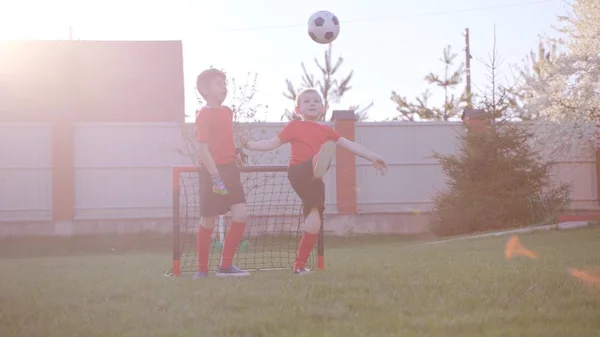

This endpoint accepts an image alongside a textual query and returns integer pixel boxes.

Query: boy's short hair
[196,68,226,99]
[295,88,321,107]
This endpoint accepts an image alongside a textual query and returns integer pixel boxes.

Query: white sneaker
[215,265,250,277]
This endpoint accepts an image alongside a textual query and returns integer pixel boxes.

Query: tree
[529,41,559,77]
[180,70,275,168]
[194,71,268,147]
[511,41,559,121]
[517,0,600,159]
[430,37,571,237]
[471,29,521,121]
[282,44,372,121]
[390,45,466,121]
[192,71,267,122]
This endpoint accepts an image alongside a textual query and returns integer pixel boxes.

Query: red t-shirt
[195,106,237,165]
[277,120,342,166]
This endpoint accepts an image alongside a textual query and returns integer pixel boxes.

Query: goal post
[169,165,324,277]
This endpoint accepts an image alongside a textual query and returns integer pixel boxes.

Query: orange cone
[504,235,539,260]
[569,268,600,289]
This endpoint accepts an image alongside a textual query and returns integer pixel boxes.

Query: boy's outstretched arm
[244,136,282,152]
[335,137,379,161]
[336,137,388,173]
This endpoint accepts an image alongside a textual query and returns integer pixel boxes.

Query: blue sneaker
[294,268,312,275]
[216,265,250,277]
[193,271,209,279]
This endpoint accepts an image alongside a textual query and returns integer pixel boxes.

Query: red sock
[220,221,246,269]
[294,232,318,270]
[197,226,213,273]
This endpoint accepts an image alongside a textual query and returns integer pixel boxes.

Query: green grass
[1,227,600,337]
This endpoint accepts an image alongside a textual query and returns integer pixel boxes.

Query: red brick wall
[52,120,74,221]
[333,111,357,214]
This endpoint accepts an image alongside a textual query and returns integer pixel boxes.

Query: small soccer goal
[167,165,324,276]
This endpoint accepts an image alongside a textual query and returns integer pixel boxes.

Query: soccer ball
[307,10,340,44]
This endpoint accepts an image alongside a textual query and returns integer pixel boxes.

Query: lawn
[1,227,599,337]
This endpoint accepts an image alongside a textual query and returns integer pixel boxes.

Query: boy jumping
[193,68,250,279]
[242,88,387,275]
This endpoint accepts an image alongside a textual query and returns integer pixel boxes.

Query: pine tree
[282,44,372,121]
[431,36,570,237]
[472,31,521,121]
[390,45,466,121]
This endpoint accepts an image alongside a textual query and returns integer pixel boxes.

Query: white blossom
[519,0,600,160]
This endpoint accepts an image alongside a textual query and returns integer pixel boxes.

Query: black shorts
[288,157,325,218]
[198,161,246,217]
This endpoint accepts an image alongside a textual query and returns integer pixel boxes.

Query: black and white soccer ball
[307,10,340,44]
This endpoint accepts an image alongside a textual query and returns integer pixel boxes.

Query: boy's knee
[304,208,322,234]
[200,216,216,229]
[230,203,248,223]
[321,140,336,150]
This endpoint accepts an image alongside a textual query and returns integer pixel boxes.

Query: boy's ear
[197,85,206,97]
[295,106,301,113]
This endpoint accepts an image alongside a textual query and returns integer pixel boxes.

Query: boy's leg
[294,207,321,274]
[195,216,215,279]
[313,140,336,179]
[194,164,230,279]
[216,202,250,277]
[215,163,250,277]
[288,160,326,274]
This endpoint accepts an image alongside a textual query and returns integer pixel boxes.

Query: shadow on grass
[0,232,426,259]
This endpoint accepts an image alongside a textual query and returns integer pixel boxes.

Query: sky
[0,0,569,122]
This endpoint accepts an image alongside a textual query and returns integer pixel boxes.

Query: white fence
[0,121,597,224]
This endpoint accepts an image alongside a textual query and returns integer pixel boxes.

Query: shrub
[430,120,571,237]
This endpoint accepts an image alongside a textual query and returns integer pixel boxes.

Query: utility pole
[464,28,472,107]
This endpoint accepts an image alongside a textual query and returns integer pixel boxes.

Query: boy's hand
[239,134,250,149]
[235,147,248,166]
[371,155,388,175]
[211,174,229,195]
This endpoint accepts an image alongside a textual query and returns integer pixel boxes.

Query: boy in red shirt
[193,69,250,278]
[242,88,387,275]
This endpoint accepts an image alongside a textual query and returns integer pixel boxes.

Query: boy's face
[202,75,228,104]
[295,91,324,120]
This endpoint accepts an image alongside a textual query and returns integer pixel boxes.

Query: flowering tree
[518,0,600,159]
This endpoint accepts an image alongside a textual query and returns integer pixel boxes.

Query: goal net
[167,165,324,276]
